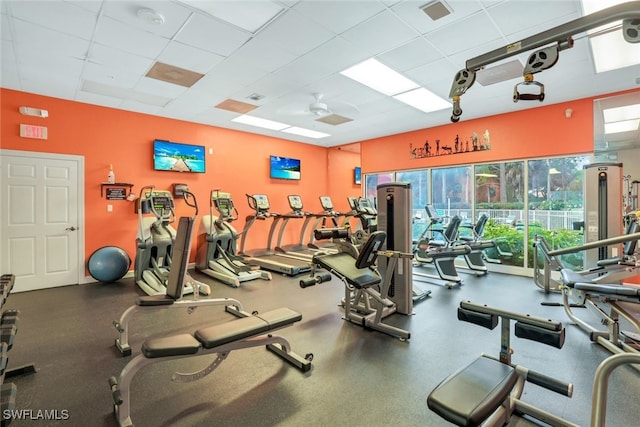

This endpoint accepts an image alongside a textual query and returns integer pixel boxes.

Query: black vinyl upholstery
[427,356,518,427]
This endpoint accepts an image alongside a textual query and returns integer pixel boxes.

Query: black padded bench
[561,269,640,299]
[142,308,302,358]
[110,307,311,427]
[428,356,518,426]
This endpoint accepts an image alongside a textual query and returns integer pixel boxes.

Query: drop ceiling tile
[81,62,142,89]
[378,37,444,71]
[101,0,193,39]
[405,57,461,86]
[9,0,96,40]
[424,11,502,56]
[119,99,164,116]
[74,91,126,109]
[89,43,155,76]
[226,37,298,74]
[1,13,13,41]
[486,0,580,38]
[340,10,419,57]
[390,0,484,35]
[157,41,225,74]
[136,74,189,98]
[94,16,170,59]
[302,36,371,73]
[175,12,251,57]
[255,9,335,56]
[292,1,385,34]
[12,19,90,58]
[19,65,80,99]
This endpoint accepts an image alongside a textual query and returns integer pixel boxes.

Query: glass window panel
[431,166,472,219]
[528,156,588,270]
[364,172,394,204]
[475,162,525,267]
[396,169,429,241]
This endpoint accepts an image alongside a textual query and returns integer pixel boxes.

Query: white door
[0,150,84,292]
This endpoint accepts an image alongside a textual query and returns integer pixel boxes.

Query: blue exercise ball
[87,246,131,283]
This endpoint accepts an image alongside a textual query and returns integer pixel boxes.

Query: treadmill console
[252,194,270,213]
[288,195,303,213]
[319,196,333,211]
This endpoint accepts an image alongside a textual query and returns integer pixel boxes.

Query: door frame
[0,149,87,287]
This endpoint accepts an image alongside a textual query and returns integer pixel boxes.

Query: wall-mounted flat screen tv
[354,167,361,184]
[270,155,301,180]
[153,140,205,173]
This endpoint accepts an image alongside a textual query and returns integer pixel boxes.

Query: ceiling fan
[279,93,359,125]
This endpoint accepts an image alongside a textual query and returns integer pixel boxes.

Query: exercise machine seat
[142,334,201,358]
[195,308,302,349]
[427,356,518,427]
[561,268,640,298]
[312,231,386,289]
[315,253,381,289]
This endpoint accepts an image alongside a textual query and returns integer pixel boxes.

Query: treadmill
[238,194,311,276]
[274,195,328,261]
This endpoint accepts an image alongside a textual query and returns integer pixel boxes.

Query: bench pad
[195,308,302,349]
[315,253,380,289]
[574,282,640,298]
[142,334,201,358]
[427,357,517,427]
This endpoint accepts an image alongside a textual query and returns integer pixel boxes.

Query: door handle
[65,226,77,231]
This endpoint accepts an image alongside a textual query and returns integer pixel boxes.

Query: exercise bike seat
[427,356,518,427]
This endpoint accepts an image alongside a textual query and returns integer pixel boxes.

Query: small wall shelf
[101,182,133,199]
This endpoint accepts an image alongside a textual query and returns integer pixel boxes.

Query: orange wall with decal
[359,97,598,173]
[0,89,357,273]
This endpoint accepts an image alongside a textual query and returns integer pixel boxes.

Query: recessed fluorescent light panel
[603,104,640,123]
[581,0,640,73]
[340,58,419,96]
[232,115,289,130]
[393,87,451,113]
[604,119,640,134]
[282,127,330,139]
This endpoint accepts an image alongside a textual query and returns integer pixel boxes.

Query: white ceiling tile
[341,10,419,56]
[19,64,80,98]
[135,75,189,98]
[302,36,371,73]
[101,0,193,39]
[81,62,142,89]
[175,12,251,57]
[119,99,164,116]
[487,0,580,38]
[225,37,298,74]
[425,11,503,56]
[255,9,335,55]
[12,19,90,58]
[406,57,461,86]
[74,91,126,109]
[158,41,225,74]
[292,1,385,34]
[9,0,96,40]
[378,37,444,71]
[390,0,484,35]
[89,43,155,76]
[1,13,13,41]
[94,16,170,59]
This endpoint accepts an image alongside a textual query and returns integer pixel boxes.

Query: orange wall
[1,89,357,269]
[359,97,596,173]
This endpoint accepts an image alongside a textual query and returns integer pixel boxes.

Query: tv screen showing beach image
[270,155,301,180]
[154,140,205,173]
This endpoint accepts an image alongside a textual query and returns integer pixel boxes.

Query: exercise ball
[87,246,131,283]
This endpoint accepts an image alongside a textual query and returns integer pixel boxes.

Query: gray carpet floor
[3,266,640,426]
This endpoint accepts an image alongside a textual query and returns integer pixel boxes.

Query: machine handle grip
[299,273,332,288]
[526,369,573,397]
[109,376,123,405]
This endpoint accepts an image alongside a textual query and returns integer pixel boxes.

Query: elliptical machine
[134,186,207,296]
[196,190,271,287]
